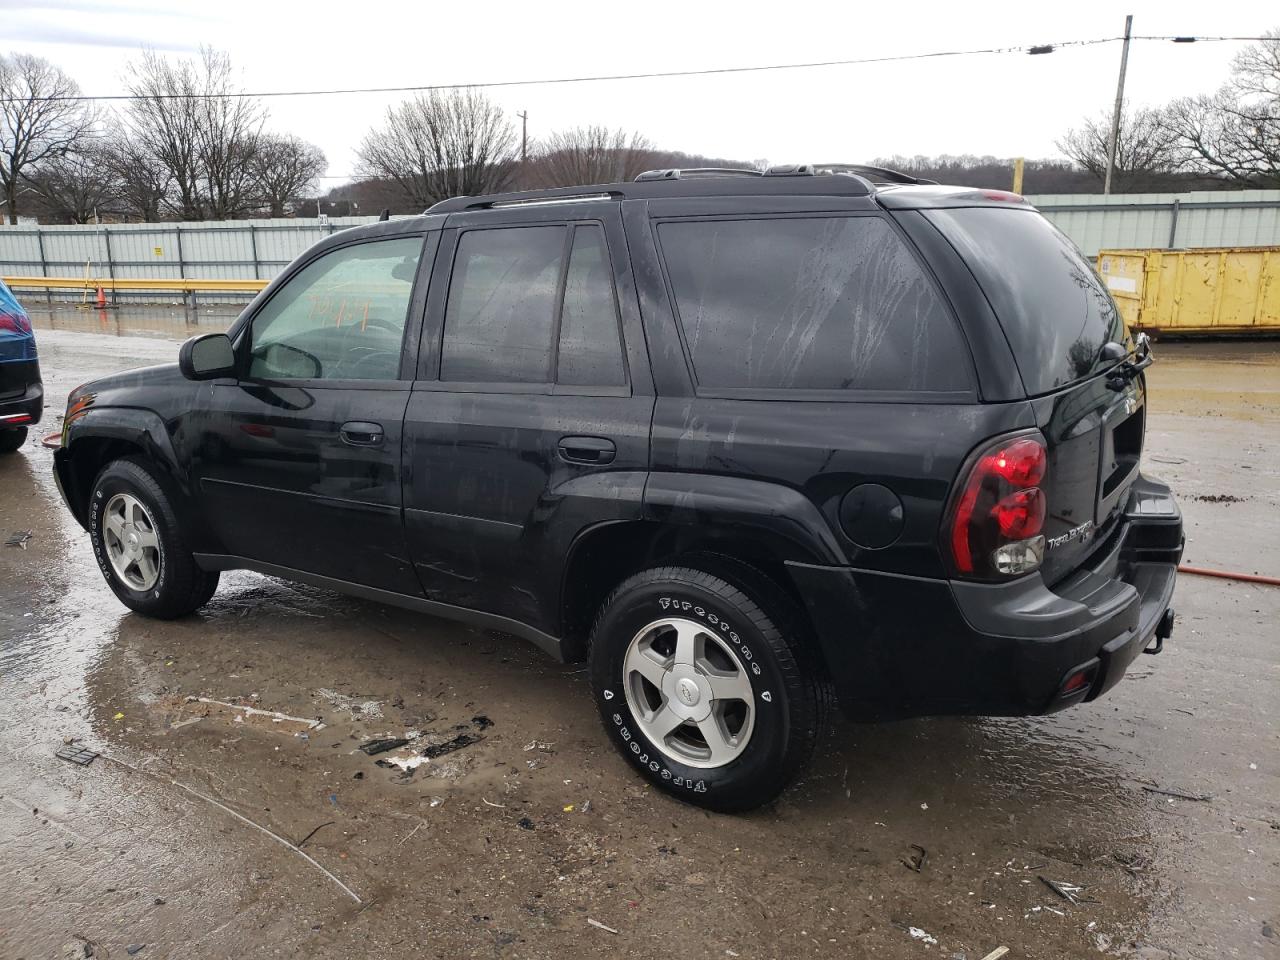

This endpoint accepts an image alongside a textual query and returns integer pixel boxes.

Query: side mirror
[179,333,236,381]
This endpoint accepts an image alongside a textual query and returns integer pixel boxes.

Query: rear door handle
[558,436,616,465]
[340,420,384,446]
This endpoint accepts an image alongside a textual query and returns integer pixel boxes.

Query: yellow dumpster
[1096,247,1280,335]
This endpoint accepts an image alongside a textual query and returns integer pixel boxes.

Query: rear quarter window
[923,207,1126,396]
[656,216,972,394]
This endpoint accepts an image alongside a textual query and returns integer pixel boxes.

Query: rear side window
[923,207,1125,395]
[442,226,565,383]
[441,223,627,387]
[657,216,971,393]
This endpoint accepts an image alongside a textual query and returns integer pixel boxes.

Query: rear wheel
[89,458,219,619]
[588,563,826,812]
[0,427,27,453]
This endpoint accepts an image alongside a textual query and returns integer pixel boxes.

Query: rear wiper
[1104,332,1153,391]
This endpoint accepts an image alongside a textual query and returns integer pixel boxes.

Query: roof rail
[812,163,938,185]
[422,169,877,214]
[633,167,761,181]
[426,190,624,214]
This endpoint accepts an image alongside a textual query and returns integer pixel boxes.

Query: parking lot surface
[1,307,1276,959]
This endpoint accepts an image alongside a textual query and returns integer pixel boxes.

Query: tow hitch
[1144,607,1175,655]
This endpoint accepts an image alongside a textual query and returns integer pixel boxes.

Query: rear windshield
[923,207,1125,395]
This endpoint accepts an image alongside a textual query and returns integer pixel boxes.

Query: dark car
[52,165,1183,811]
[0,278,43,453]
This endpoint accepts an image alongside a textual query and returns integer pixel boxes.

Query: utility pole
[517,110,528,164]
[1103,14,1133,195]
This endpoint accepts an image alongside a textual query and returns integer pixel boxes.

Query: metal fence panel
[2,201,1277,301]
[1028,190,1280,255]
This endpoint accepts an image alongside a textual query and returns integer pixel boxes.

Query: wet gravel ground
[1,309,1277,960]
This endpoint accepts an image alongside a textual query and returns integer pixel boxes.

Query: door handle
[340,421,384,446]
[558,436,616,465]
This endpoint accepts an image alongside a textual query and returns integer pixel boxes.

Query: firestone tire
[88,458,219,619]
[588,563,826,813]
[0,427,27,453]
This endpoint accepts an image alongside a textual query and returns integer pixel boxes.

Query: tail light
[0,311,33,335]
[946,432,1048,579]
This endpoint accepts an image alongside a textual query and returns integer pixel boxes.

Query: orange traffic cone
[95,286,107,309]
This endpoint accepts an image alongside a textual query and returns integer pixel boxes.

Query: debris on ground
[358,737,410,756]
[1141,785,1211,802]
[907,926,938,945]
[315,688,383,721]
[126,945,145,956]
[523,740,554,752]
[980,948,1010,960]
[901,843,927,872]
[167,717,203,731]
[4,530,33,548]
[1190,493,1246,504]
[482,798,506,808]
[55,744,99,766]
[470,715,494,729]
[296,822,334,848]
[421,732,482,759]
[1039,875,1096,904]
[587,918,619,935]
[376,753,429,773]
[517,817,535,830]
[1114,852,1149,876]
[186,696,325,731]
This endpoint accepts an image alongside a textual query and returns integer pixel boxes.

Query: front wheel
[588,564,827,812]
[88,458,219,619]
[0,427,27,453]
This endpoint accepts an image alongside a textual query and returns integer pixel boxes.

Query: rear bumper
[788,474,1183,720]
[0,379,43,429]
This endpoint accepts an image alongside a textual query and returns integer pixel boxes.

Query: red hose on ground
[1178,564,1280,587]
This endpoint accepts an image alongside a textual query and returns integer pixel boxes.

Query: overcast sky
[2,0,1272,184]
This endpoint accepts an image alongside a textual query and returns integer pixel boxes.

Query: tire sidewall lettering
[91,480,166,601]
[599,590,785,794]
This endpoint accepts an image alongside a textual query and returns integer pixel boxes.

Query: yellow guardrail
[1098,247,1280,334]
[2,276,269,293]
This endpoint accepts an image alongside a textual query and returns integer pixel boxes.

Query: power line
[1,33,1270,107]
[4,37,1123,105]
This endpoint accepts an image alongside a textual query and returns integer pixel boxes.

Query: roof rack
[812,163,938,185]
[634,167,761,181]
[424,166,883,214]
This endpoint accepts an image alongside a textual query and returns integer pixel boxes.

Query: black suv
[53,165,1183,811]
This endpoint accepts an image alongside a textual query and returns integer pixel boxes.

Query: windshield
[923,207,1126,395]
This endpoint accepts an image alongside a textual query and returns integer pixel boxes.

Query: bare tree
[251,133,326,216]
[1057,107,1179,190]
[26,144,120,223]
[104,135,171,221]
[357,89,516,207]
[529,126,653,187]
[1,53,97,224]
[123,47,265,219]
[1165,31,1280,187]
